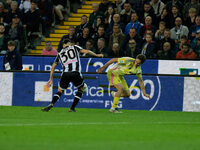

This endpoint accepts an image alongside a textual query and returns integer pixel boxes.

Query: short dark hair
[136,54,146,64]
[62,38,71,44]
[8,40,15,46]
[32,0,39,5]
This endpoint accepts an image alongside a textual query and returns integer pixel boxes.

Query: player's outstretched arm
[81,49,104,58]
[47,62,58,87]
[97,58,118,73]
[138,77,151,99]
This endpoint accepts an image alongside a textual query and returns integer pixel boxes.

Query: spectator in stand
[157,41,175,59]
[96,38,108,57]
[99,0,115,14]
[5,14,25,54]
[140,16,156,38]
[115,0,126,13]
[165,0,183,13]
[139,2,156,25]
[106,13,125,35]
[191,29,200,58]
[168,5,182,29]
[139,33,156,58]
[4,0,12,12]
[155,21,166,40]
[19,0,31,14]
[125,39,139,57]
[156,7,170,28]
[183,0,200,19]
[108,23,125,51]
[0,14,7,26]
[57,26,77,52]
[0,2,8,20]
[108,42,120,57]
[88,3,104,28]
[76,27,90,48]
[170,17,189,45]
[158,28,176,52]
[177,35,188,52]
[120,2,134,26]
[92,16,104,35]
[121,27,142,56]
[150,0,165,17]
[92,25,109,48]
[145,28,156,40]
[3,40,22,70]
[131,0,150,14]
[104,5,115,26]
[184,8,197,29]
[53,0,66,25]
[176,43,196,59]
[189,15,200,40]
[4,1,23,24]
[75,15,90,39]
[39,0,54,37]
[24,0,40,37]
[85,39,96,53]
[0,23,9,54]
[124,12,143,36]
[42,41,58,56]
[3,0,12,12]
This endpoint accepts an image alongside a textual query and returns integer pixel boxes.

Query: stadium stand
[28,0,116,55]
[1,0,199,59]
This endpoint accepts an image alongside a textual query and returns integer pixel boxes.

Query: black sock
[71,91,83,110]
[51,91,62,105]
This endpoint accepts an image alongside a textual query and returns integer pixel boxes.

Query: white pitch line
[0,122,131,127]
[0,122,200,127]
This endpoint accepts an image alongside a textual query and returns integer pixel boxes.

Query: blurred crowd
[0,0,74,55]
[67,0,200,60]
[1,0,200,61]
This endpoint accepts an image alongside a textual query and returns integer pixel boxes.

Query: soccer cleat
[109,108,122,113]
[68,108,76,112]
[83,83,88,93]
[41,104,53,112]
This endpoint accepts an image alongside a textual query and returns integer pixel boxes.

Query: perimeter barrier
[0,56,200,111]
[0,71,200,112]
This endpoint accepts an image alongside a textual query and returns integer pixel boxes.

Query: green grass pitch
[0,106,200,150]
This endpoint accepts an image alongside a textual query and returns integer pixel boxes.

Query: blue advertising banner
[0,56,3,70]
[0,56,158,74]
[12,72,183,111]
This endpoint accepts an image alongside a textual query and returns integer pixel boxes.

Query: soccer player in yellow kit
[97,54,150,113]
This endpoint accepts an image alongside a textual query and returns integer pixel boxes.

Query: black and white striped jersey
[54,45,83,72]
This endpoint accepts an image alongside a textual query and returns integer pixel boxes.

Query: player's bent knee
[124,91,130,97]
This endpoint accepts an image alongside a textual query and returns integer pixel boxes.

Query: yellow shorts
[107,69,129,91]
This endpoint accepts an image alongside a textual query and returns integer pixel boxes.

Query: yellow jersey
[109,57,142,78]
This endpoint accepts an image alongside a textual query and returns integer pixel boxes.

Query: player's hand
[47,80,53,88]
[97,54,104,58]
[144,93,151,99]
[97,67,104,73]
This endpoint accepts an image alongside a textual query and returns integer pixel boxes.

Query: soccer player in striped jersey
[97,54,150,113]
[42,39,103,112]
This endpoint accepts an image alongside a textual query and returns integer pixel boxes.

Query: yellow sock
[112,97,120,108]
